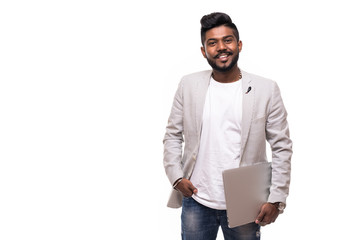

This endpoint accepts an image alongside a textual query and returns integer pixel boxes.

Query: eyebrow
[206,35,235,43]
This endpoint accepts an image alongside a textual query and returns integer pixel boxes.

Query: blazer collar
[240,71,254,163]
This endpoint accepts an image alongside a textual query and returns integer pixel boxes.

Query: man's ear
[201,46,207,58]
[238,40,243,52]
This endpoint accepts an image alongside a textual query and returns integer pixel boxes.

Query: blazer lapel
[240,71,254,163]
[195,71,212,137]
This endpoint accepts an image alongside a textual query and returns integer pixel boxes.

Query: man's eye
[208,42,216,46]
[225,39,232,43]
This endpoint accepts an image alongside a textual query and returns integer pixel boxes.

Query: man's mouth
[215,52,232,60]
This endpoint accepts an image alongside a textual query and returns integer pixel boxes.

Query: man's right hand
[175,179,198,197]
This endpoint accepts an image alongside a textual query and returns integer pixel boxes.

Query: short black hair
[200,12,240,46]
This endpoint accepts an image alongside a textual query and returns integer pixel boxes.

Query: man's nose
[217,41,226,51]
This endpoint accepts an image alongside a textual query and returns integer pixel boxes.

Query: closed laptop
[222,162,272,228]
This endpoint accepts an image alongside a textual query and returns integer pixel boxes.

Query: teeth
[218,54,229,59]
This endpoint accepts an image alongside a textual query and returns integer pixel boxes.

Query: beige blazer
[163,70,292,208]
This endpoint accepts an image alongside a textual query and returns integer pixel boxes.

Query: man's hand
[175,179,198,197]
[255,203,280,226]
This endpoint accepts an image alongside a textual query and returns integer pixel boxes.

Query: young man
[163,12,292,240]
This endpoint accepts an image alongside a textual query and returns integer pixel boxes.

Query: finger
[187,181,198,194]
[255,210,265,224]
[182,187,193,197]
[260,214,276,226]
[270,211,279,223]
[258,222,267,227]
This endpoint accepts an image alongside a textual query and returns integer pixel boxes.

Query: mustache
[214,51,233,58]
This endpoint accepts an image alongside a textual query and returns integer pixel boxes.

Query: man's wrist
[269,202,286,214]
[173,178,183,190]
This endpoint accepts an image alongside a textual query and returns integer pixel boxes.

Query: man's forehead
[205,25,235,40]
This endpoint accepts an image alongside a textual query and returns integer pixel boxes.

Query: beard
[206,50,239,72]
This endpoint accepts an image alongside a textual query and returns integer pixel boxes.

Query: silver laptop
[222,162,272,228]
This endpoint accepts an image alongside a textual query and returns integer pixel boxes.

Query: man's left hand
[255,203,280,226]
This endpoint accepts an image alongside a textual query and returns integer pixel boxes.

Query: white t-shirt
[191,77,243,210]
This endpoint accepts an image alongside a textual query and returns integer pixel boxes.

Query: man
[163,12,292,240]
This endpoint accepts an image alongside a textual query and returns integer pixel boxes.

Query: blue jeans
[181,197,261,240]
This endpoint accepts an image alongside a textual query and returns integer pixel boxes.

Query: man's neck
[212,66,241,83]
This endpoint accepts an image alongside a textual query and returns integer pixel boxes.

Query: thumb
[188,181,198,194]
[255,209,265,224]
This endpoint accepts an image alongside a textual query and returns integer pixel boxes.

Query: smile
[216,52,232,59]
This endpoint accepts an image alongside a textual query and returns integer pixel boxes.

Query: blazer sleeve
[266,82,293,204]
[163,80,185,186]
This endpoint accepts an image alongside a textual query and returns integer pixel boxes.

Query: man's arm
[163,80,185,186]
[256,82,293,226]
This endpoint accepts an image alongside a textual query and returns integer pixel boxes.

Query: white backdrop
[1,0,359,239]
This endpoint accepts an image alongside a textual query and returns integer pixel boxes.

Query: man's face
[201,25,242,72]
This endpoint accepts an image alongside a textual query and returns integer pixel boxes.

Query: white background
[1,0,359,239]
